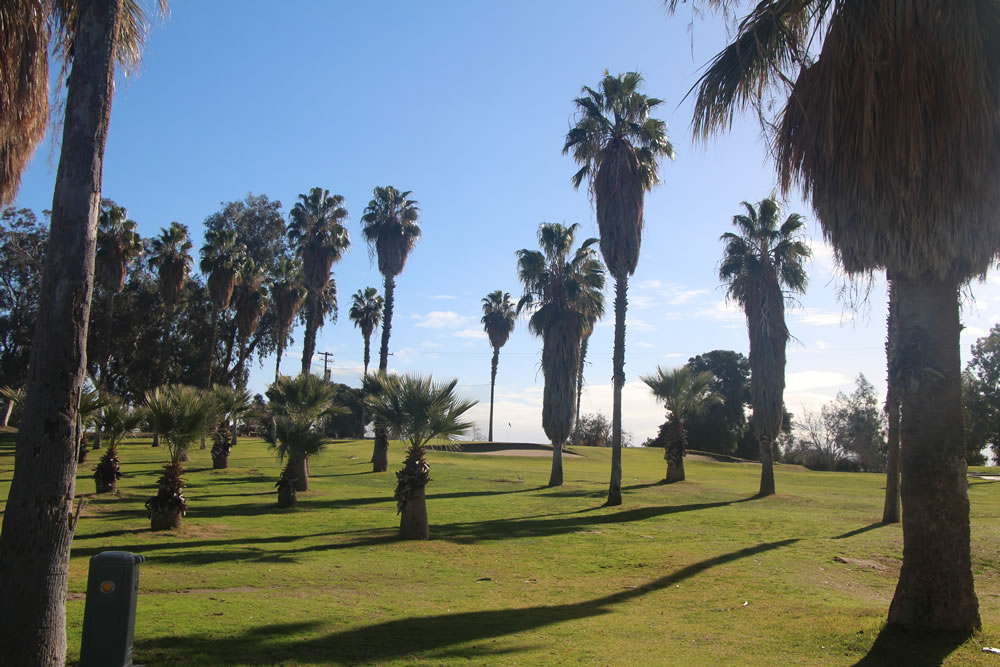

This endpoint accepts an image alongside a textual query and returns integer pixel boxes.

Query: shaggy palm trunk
[372,276,395,472]
[887,276,979,631]
[883,278,901,524]
[488,346,499,442]
[292,454,309,492]
[301,292,318,375]
[548,441,564,487]
[607,278,627,505]
[0,2,120,663]
[747,274,786,498]
[665,417,686,483]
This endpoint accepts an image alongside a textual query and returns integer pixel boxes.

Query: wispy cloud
[631,280,710,308]
[413,311,473,329]
[430,294,456,300]
[454,327,486,340]
[792,307,843,326]
[692,300,743,323]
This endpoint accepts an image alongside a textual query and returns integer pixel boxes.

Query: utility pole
[318,351,334,381]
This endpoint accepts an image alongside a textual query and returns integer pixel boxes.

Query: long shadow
[133,539,798,664]
[833,522,890,540]
[853,624,969,666]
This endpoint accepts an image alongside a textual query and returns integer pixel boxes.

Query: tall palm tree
[349,287,384,377]
[199,227,245,387]
[564,70,674,507]
[361,185,421,472]
[480,290,515,442]
[0,2,166,661]
[271,255,307,381]
[642,366,721,483]
[671,0,998,630]
[149,221,194,384]
[718,195,808,497]
[517,222,606,486]
[575,290,605,432]
[232,259,268,386]
[95,201,143,387]
[363,373,476,539]
[287,187,349,375]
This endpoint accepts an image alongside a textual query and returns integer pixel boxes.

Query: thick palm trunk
[758,433,775,496]
[399,486,429,540]
[607,278,627,506]
[883,277,901,523]
[372,276,395,472]
[292,454,309,492]
[665,417,686,483]
[488,347,499,442]
[301,293,318,375]
[0,2,120,663]
[887,275,979,631]
[548,441,564,487]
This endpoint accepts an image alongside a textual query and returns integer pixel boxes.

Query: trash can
[79,551,145,667]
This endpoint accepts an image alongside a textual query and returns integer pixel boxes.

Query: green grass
[1,434,999,665]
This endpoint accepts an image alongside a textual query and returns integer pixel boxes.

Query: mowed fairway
[1,434,998,665]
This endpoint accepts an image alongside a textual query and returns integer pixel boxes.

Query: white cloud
[807,239,838,276]
[693,300,743,323]
[637,279,662,290]
[792,307,843,326]
[413,311,472,329]
[626,318,656,332]
[454,327,487,340]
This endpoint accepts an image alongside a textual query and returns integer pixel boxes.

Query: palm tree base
[277,485,297,508]
[94,478,117,494]
[150,509,183,531]
[212,454,229,470]
[292,456,309,492]
[372,430,389,472]
[399,486,429,540]
[548,443,564,487]
[665,456,685,484]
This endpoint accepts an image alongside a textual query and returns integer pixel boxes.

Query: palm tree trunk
[607,278,627,506]
[665,417,686,483]
[0,1,120,662]
[363,333,371,376]
[292,454,309,492]
[301,292,318,375]
[577,334,589,426]
[488,346,499,442]
[887,275,979,631]
[548,441,564,487]
[360,334,370,438]
[275,340,284,383]
[758,433,775,496]
[372,276,395,472]
[882,276,901,524]
[207,307,219,386]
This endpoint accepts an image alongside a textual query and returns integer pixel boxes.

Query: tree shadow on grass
[853,624,970,666]
[133,538,799,664]
[833,522,891,540]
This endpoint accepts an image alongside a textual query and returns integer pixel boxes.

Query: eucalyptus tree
[642,366,721,483]
[361,185,421,471]
[349,287,384,376]
[719,196,808,496]
[670,0,1000,631]
[480,290,515,442]
[0,2,166,661]
[271,255,307,381]
[95,201,143,387]
[288,187,349,375]
[516,223,605,486]
[200,227,245,386]
[149,221,194,384]
[564,70,674,506]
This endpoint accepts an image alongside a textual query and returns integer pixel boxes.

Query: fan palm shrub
[361,186,422,471]
[210,385,254,468]
[0,385,25,428]
[718,195,809,496]
[265,373,342,492]
[481,290,516,442]
[564,70,674,505]
[516,223,606,486]
[92,397,144,493]
[75,385,108,464]
[143,385,216,530]
[363,373,476,540]
[642,366,721,483]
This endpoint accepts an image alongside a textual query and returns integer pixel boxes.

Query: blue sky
[12,1,1000,444]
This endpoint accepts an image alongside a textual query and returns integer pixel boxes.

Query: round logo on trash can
[100,580,115,594]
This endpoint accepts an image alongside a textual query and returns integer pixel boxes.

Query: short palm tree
[143,384,216,530]
[210,385,254,469]
[719,195,808,497]
[270,255,307,381]
[349,287,384,377]
[75,385,108,464]
[0,385,25,427]
[148,222,194,385]
[265,373,342,492]
[642,366,721,483]
[363,373,476,540]
[199,227,245,386]
[288,187,350,375]
[670,0,998,632]
[481,290,515,442]
[361,186,421,472]
[92,397,144,493]
[564,70,674,506]
[95,202,143,387]
[516,222,606,486]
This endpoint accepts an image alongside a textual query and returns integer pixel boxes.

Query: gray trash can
[79,551,145,667]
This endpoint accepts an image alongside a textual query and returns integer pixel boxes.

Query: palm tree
[0,2,165,661]
[718,195,808,497]
[210,384,254,468]
[232,259,269,387]
[144,384,216,530]
[516,222,606,486]
[349,287,384,376]
[265,373,342,492]
[0,384,25,428]
[271,255,307,381]
[670,0,999,631]
[361,186,421,472]
[287,187,350,375]
[564,70,674,507]
[575,289,605,434]
[199,227,245,386]
[92,397,144,493]
[95,201,143,388]
[882,277,900,524]
[642,366,721,483]
[149,221,194,384]
[481,290,515,442]
[363,373,476,539]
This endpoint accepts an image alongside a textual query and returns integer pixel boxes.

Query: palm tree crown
[287,187,350,292]
[481,291,516,351]
[199,227,245,312]
[148,221,194,305]
[349,287,384,375]
[643,366,720,423]
[96,202,143,294]
[360,186,421,279]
